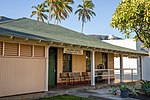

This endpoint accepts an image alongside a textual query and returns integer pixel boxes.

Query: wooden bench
[68,72,74,85]
[68,72,82,85]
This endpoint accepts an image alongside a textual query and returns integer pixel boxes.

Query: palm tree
[75,0,96,33]
[46,0,74,25]
[30,2,48,22]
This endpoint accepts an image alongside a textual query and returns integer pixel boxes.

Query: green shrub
[110,83,138,96]
[140,80,150,96]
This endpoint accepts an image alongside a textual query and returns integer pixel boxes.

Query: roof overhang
[0,33,148,57]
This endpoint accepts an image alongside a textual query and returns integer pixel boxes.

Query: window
[20,44,32,57]
[34,45,45,57]
[0,42,3,55]
[63,54,72,72]
[4,42,18,56]
[86,51,91,72]
[102,53,108,69]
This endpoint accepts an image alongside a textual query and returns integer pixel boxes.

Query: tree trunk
[55,19,58,25]
[48,12,50,24]
[37,17,39,21]
[81,21,84,34]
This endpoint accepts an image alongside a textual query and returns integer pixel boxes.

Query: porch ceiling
[0,18,148,56]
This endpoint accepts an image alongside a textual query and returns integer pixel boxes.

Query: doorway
[48,48,57,86]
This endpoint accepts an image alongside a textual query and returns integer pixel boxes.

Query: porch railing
[95,68,138,84]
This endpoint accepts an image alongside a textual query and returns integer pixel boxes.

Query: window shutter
[4,42,18,56]
[20,44,32,57]
[0,42,3,55]
[34,46,45,57]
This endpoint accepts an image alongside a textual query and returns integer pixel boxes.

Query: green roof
[0,18,148,56]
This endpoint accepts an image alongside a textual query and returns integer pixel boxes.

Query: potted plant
[119,84,129,98]
[110,83,137,98]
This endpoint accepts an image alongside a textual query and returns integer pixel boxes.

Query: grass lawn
[37,94,94,100]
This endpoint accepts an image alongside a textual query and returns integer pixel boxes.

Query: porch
[48,47,144,88]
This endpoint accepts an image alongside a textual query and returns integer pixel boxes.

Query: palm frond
[31,3,48,22]
[32,5,38,10]
[46,0,74,24]
[77,5,83,9]
[30,11,37,18]
[75,9,82,14]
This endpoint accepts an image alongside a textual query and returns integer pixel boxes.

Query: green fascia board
[0,18,148,55]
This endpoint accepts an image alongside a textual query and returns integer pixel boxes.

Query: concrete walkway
[45,82,140,100]
[1,81,140,100]
[88,88,138,100]
[66,88,139,100]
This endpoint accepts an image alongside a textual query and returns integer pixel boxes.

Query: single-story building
[0,18,148,97]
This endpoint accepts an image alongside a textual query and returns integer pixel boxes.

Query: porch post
[45,46,49,91]
[139,56,143,80]
[91,50,95,86]
[120,54,123,83]
[137,57,140,80]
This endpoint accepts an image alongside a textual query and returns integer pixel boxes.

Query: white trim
[38,40,42,43]
[32,45,34,57]
[91,50,95,86]
[137,57,140,80]
[45,46,49,91]
[25,38,29,41]
[108,70,110,84]
[10,36,13,39]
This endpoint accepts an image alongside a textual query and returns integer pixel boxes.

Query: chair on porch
[68,72,74,85]
[68,72,82,85]
[82,72,90,84]
[72,72,82,84]
[60,73,69,85]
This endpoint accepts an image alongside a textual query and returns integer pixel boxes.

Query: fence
[95,68,138,84]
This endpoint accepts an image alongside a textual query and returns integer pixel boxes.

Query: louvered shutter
[34,46,45,57]
[20,44,32,57]
[4,42,18,56]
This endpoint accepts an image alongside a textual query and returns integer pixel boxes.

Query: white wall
[103,39,150,81]
[143,56,150,80]
[103,39,137,50]
[103,39,138,73]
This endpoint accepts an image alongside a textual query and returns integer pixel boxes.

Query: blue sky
[0,0,130,38]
